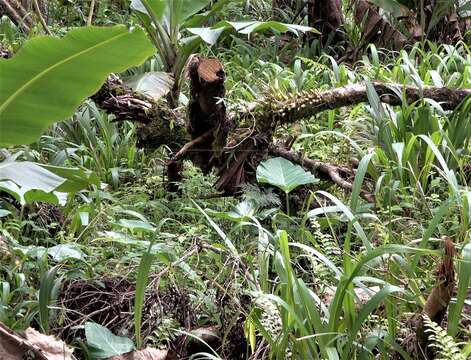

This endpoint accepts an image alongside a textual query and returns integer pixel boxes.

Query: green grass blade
[134,250,154,349]
[448,243,471,336]
[38,265,59,334]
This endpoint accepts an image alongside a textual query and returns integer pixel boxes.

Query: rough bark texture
[424,0,463,44]
[187,56,232,173]
[307,0,345,44]
[91,75,188,150]
[260,82,471,127]
[416,237,456,358]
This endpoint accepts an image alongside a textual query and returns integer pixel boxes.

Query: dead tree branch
[171,129,213,162]
[0,0,32,33]
[91,75,188,150]
[255,82,471,128]
[32,0,51,35]
[93,72,470,196]
[86,0,96,26]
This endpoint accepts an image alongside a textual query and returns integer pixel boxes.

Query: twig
[149,244,202,289]
[171,129,213,162]
[86,0,96,26]
[33,0,51,35]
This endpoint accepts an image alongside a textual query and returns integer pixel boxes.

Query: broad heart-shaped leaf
[124,71,174,100]
[256,157,318,194]
[215,20,318,36]
[0,25,154,146]
[48,244,85,261]
[207,200,256,222]
[0,180,66,206]
[85,322,135,358]
[115,219,156,232]
[187,27,225,45]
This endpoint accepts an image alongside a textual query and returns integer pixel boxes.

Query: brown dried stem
[416,237,456,357]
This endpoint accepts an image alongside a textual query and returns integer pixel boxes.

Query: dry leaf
[24,328,73,360]
[107,347,168,360]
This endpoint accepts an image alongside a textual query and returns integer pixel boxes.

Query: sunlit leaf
[0,25,154,146]
[257,157,318,194]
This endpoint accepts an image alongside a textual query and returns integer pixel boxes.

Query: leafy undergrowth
[1,2,471,360]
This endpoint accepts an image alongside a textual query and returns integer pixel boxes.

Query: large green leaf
[85,322,135,358]
[0,160,98,205]
[189,20,317,45]
[0,180,66,206]
[0,25,154,146]
[131,0,167,20]
[0,161,65,192]
[131,0,210,25]
[207,200,257,222]
[41,164,100,192]
[256,157,319,194]
[186,27,225,45]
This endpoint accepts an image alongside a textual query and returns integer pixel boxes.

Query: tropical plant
[130,0,316,106]
[0,25,153,147]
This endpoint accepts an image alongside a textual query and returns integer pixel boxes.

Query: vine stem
[33,0,51,35]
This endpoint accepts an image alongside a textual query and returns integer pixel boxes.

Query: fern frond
[423,315,466,360]
[241,183,281,208]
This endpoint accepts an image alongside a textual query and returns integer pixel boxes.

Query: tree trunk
[351,0,407,51]
[307,0,345,45]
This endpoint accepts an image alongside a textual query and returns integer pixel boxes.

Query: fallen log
[217,82,470,194]
[251,82,471,129]
[94,77,471,150]
[92,66,471,196]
